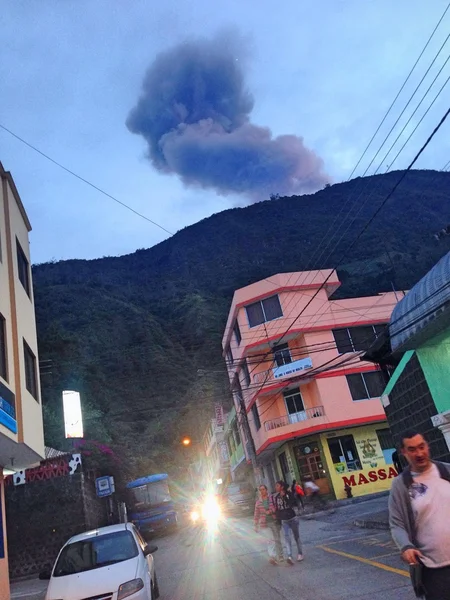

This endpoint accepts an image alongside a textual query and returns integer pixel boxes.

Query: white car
[40,523,159,600]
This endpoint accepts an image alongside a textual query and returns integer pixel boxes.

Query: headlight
[201,496,221,522]
[190,510,200,522]
[117,578,144,600]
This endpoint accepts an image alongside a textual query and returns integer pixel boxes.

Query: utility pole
[236,390,262,486]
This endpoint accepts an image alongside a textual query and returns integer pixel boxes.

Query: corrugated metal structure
[390,251,450,352]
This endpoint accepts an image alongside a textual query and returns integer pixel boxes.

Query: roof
[126,473,168,488]
[0,162,32,232]
[67,523,133,544]
[390,251,450,352]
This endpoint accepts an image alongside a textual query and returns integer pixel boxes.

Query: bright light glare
[182,438,191,446]
[62,390,83,439]
[201,495,221,529]
[190,510,200,522]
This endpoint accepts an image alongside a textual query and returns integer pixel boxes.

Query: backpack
[295,484,304,497]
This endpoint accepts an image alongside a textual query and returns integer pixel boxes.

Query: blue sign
[96,476,115,498]
[273,357,313,379]
[0,381,17,434]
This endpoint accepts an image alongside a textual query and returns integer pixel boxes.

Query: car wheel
[152,574,160,600]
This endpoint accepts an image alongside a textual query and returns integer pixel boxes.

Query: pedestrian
[303,475,325,509]
[389,430,450,600]
[253,484,283,565]
[274,480,303,565]
[291,479,305,511]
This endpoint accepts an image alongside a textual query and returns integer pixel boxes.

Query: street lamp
[182,437,192,447]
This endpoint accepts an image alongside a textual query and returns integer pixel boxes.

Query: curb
[353,519,389,530]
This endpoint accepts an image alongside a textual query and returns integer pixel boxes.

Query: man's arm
[388,484,418,555]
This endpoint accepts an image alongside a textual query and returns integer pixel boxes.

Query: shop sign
[355,436,384,469]
[342,467,398,487]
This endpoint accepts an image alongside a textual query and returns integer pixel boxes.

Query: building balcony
[264,405,325,432]
[253,356,313,386]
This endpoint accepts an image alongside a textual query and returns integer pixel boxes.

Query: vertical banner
[215,403,224,426]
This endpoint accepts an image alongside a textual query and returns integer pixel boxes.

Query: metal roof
[390,251,450,352]
[126,473,168,488]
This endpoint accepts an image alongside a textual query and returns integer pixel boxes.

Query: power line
[347,1,450,181]
[0,123,173,236]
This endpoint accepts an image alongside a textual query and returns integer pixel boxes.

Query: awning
[390,251,450,352]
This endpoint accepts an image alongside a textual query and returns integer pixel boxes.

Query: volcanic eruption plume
[127,33,328,200]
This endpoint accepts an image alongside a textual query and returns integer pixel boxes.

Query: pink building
[222,270,401,500]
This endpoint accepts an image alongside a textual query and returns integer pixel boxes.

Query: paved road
[11,498,414,600]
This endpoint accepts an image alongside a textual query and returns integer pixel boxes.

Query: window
[16,239,31,296]
[226,346,234,365]
[0,314,7,381]
[246,294,283,328]
[233,320,242,345]
[23,340,38,400]
[333,324,386,354]
[242,359,251,386]
[232,420,241,447]
[283,388,305,423]
[376,428,395,451]
[327,435,362,471]
[347,371,385,401]
[251,403,261,430]
[273,343,292,367]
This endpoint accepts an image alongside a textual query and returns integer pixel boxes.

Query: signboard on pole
[96,476,115,498]
[62,391,84,439]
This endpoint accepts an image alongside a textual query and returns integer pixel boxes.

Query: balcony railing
[264,406,325,432]
[253,356,313,385]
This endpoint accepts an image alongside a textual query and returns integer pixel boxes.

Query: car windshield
[131,481,171,507]
[53,530,138,577]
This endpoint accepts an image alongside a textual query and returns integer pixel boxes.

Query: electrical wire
[0,123,173,235]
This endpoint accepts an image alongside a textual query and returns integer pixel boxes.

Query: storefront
[320,424,398,499]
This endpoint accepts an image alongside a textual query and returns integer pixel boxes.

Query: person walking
[254,484,283,565]
[389,430,450,599]
[274,480,303,565]
[291,479,305,511]
[303,475,326,509]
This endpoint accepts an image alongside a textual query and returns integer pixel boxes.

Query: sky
[1,0,449,264]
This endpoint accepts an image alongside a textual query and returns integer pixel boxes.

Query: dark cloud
[127,33,328,200]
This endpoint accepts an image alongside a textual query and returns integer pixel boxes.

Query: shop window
[327,435,362,471]
[376,428,396,464]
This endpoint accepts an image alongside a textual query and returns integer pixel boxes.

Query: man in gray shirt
[389,430,450,599]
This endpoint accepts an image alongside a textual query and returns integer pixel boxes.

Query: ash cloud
[127,33,328,200]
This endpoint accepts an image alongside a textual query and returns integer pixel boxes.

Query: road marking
[318,545,409,577]
[324,532,386,546]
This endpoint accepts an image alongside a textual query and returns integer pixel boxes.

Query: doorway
[294,442,330,495]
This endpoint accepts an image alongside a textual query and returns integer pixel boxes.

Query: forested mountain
[33,169,450,479]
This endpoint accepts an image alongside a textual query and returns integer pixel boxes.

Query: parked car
[220,482,255,516]
[40,523,159,600]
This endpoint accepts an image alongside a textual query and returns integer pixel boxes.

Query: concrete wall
[5,473,108,579]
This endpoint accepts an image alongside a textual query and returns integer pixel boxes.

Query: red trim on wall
[316,365,380,379]
[244,319,388,352]
[256,414,387,455]
[234,283,336,312]
[246,366,381,412]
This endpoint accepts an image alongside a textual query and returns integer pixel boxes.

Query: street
[11,498,414,600]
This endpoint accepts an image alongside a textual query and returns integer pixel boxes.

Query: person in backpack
[254,484,283,565]
[389,430,450,600]
[274,480,303,565]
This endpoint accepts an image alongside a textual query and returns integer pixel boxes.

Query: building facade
[0,163,45,597]
[222,270,400,499]
[201,414,229,491]
[365,251,450,461]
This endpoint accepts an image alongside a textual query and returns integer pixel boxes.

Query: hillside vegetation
[33,169,450,479]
